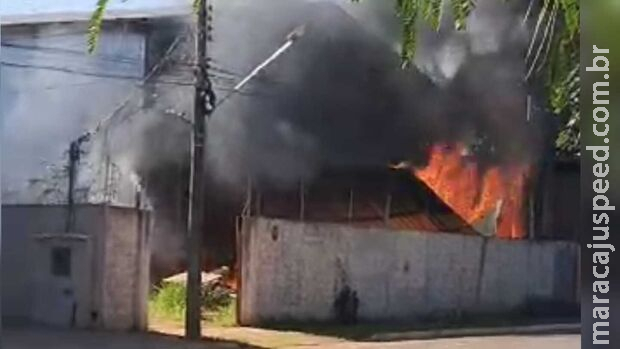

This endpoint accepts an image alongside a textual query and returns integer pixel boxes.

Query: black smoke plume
[125,0,551,274]
[206,0,547,191]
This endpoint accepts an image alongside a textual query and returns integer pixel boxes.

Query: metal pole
[255,189,262,216]
[65,133,89,233]
[212,25,305,111]
[384,194,392,226]
[300,181,306,221]
[186,0,214,339]
[348,188,354,222]
[65,141,79,232]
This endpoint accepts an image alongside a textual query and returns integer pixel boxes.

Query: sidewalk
[368,322,581,341]
[3,326,254,349]
[150,320,580,349]
[151,322,344,349]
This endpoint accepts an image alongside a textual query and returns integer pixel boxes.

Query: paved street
[2,327,250,349]
[3,326,579,349]
[311,335,580,349]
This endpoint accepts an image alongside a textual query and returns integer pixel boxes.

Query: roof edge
[1,6,191,26]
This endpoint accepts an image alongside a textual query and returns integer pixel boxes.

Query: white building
[1,0,192,205]
[1,0,191,330]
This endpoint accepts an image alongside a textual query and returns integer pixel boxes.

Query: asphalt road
[3,327,580,349]
[2,328,581,349]
[2,327,243,349]
[311,335,580,349]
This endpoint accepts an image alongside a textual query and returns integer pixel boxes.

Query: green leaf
[421,0,443,30]
[396,0,420,64]
[451,0,473,30]
[193,0,202,14]
[88,0,109,54]
[559,0,579,39]
[385,0,581,155]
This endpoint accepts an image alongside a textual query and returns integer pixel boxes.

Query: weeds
[149,281,236,326]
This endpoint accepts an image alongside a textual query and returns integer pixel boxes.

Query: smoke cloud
[204,0,546,191]
[1,24,144,202]
[2,0,551,274]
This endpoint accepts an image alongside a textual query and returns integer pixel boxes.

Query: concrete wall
[239,218,579,325]
[1,205,103,324]
[101,207,150,330]
[1,204,150,330]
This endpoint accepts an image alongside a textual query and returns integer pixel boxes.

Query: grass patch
[206,296,237,327]
[149,281,237,327]
[149,282,187,322]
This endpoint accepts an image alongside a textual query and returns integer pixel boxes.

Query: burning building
[113,0,566,281]
[199,0,547,258]
[206,1,578,325]
[0,0,574,293]
[0,0,580,328]
[247,167,478,234]
[414,144,531,239]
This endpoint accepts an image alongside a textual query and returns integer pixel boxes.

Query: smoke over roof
[205,0,546,191]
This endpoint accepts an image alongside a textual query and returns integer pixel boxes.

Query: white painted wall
[239,217,579,325]
[0,205,104,325]
[0,204,150,330]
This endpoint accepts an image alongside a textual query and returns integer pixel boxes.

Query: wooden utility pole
[186,0,215,340]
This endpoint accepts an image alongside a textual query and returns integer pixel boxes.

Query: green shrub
[149,281,237,326]
[149,282,187,322]
[202,284,233,311]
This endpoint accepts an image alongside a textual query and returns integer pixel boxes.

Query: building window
[51,247,72,277]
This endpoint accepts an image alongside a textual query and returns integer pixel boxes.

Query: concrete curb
[368,323,581,341]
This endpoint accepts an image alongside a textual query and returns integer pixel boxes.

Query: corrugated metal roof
[1,0,191,25]
[254,168,477,234]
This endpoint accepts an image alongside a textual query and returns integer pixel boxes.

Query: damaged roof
[255,168,478,235]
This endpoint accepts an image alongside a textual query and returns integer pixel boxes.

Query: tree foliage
[88,0,108,54]
[391,0,580,156]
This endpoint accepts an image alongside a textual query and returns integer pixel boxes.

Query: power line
[171,60,242,77]
[1,42,140,64]
[3,80,107,92]
[85,27,191,138]
[1,61,144,81]
[1,61,192,87]
[1,61,263,88]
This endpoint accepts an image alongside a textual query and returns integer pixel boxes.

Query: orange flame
[414,144,530,239]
